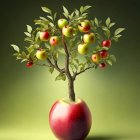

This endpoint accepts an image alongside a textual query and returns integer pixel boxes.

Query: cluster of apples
[26,18,111,69]
[92,40,111,68]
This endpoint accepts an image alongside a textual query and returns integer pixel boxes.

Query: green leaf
[94,17,99,26]
[21,59,28,63]
[102,26,108,31]
[115,34,122,38]
[112,37,119,42]
[63,6,69,15]
[24,32,31,37]
[102,47,109,51]
[84,5,92,11]
[74,59,79,64]
[27,25,32,33]
[106,17,110,27]
[26,45,35,53]
[109,55,116,62]
[11,44,20,52]
[106,59,113,66]
[63,12,69,18]
[49,22,54,27]
[54,12,57,20]
[82,13,88,17]
[109,22,116,28]
[41,7,52,14]
[47,15,53,21]
[114,28,125,36]
[24,37,33,43]
[69,12,74,19]
[55,73,66,81]
[80,6,84,13]
[106,55,116,66]
[104,29,110,39]
[21,51,26,59]
[49,67,54,74]
[40,17,49,21]
[75,10,79,16]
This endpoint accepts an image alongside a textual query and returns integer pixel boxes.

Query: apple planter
[49,98,92,140]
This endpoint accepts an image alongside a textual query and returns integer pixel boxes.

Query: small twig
[73,65,96,80]
[36,63,49,67]
[46,58,65,73]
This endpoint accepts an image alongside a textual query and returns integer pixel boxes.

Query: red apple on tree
[102,40,111,47]
[78,20,91,33]
[99,50,108,58]
[26,61,33,67]
[99,63,106,69]
[39,31,50,41]
[58,19,68,29]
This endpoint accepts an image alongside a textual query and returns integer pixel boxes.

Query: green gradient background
[0,0,140,139]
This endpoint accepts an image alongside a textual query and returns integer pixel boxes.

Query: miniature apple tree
[11,5,125,140]
[11,5,125,102]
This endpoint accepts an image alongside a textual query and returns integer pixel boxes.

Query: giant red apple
[49,98,92,140]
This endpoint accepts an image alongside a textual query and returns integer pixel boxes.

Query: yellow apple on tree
[91,53,100,63]
[62,26,73,37]
[78,20,91,33]
[50,36,60,46]
[83,33,95,44]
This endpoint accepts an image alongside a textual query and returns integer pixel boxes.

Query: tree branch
[36,63,49,67]
[46,58,65,73]
[62,34,72,79]
[73,65,96,80]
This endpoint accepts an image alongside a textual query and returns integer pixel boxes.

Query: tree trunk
[68,78,75,102]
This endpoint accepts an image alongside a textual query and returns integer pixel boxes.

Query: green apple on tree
[11,5,125,140]
[78,43,89,55]
[36,50,47,60]
[58,19,68,29]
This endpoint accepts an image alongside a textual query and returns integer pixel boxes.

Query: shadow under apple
[86,135,121,140]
